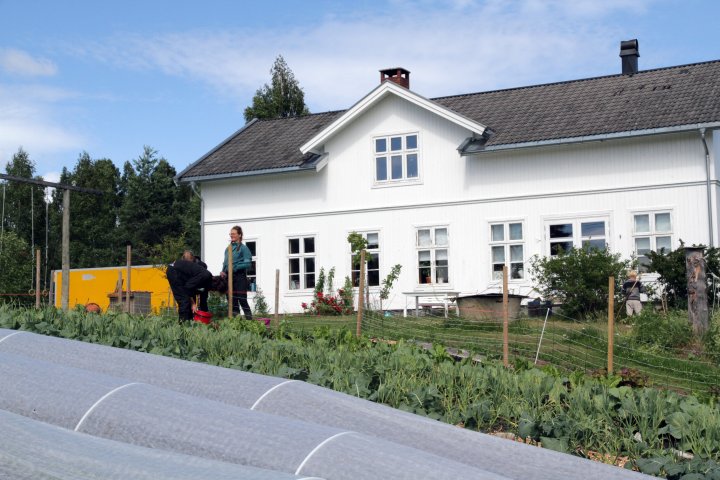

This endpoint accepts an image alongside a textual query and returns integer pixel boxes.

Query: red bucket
[193,310,213,324]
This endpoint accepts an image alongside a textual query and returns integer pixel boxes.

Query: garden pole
[227,245,233,318]
[274,269,280,328]
[126,243,132,313]
[503,265,509,367]
[608,276,614,375]
[356,250,366,338]
[35,248,41,308]
[61,189,70,312]
[534,306,551,365]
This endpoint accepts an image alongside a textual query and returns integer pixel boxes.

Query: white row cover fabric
[0,349,506,480]
[0,329,650,479]
[0,409,316,480]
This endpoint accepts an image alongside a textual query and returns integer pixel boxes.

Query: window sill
[372,179,423,189]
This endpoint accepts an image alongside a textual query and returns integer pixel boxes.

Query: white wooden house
[177,41,720,314]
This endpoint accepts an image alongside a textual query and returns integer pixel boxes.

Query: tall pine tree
[244,55,310,122]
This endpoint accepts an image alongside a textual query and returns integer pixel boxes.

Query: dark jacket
[169,259,212,291]
[622,279,643,301]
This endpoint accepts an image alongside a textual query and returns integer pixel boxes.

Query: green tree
[243,55,310,122]
[118,146,199,264]
[646,241,720,309]
[529,247,632,319]
[0,231,34,304]
[48,153,122,269]
[2,148,49,290]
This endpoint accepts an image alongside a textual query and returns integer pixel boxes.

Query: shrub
[646,241,720,309]
[302,267,353,316]
[631,309,694,350]
[529,247,632,319]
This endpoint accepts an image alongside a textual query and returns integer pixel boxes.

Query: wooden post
[502,265,509,367]
[608,276,615,375]
[356,250,366,338]
[61,189,70,312]
[125,243,132,313]
[227,245,233,318]
[274,269,280,328]
[685,247,709,335]
[35,248,41,308]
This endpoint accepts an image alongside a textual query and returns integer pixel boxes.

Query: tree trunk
[685,247,709,336]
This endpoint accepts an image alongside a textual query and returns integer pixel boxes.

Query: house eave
[176,164,319,184]
[460,122,720,156]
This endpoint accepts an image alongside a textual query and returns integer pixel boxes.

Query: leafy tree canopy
[243,55,310,122]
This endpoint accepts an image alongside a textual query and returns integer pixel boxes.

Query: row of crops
[1,305,719,479]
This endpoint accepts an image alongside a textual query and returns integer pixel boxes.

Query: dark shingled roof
[435,60,720,147]
[178,60,720,181]
[179,111,343,180]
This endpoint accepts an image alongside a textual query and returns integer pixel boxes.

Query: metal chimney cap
[620,39,639,57]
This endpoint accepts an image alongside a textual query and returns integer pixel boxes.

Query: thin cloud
[0,48,57,76]
[73,0,655,113]
[0,84,86,167]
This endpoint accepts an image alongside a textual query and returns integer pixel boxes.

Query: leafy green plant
[378,264,402,311]
[253,287,270,316]
[302,267,353,315]
[646,241,720,310]
[529,247,632,319]
[631,309,694,350]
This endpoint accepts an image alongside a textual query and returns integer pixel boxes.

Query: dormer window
[374,133,420,185]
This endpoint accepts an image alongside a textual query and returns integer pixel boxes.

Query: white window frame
[489,221,525,281]
[416,225,449,286]
[350,231,381,288]
[632,210,673,271]
[244,239,258,292]
[373,132,421,186]
[287,235,316,290]
[545,215,610,256]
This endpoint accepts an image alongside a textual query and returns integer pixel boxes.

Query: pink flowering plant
[302,267,354,315]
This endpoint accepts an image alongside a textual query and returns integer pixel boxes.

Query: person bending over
[166,250,212,321]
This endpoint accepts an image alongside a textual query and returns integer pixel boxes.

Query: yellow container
[53,265,174,314]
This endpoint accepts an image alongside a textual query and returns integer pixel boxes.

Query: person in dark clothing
[220,225,253,319]
[166,250,212,321]
[622,270,644,317]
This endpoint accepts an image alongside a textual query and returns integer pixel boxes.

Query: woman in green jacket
[220,225,253,319]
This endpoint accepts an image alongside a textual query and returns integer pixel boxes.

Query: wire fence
[359,301,720,396]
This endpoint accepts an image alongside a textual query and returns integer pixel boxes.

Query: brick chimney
[620,39,639,75]
[380,67,410,89]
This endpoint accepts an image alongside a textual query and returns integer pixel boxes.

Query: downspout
[190,181,205,259]
[700,128,714,247]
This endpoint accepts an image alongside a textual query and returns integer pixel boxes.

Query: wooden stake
[502,265,509,367]
[608,276,615,375]
[274,268,280,328]
[35,248,41,308]
[126,243,131,313]
[356,250,366,338]
[227,244,233,318]
[61,189,70,312]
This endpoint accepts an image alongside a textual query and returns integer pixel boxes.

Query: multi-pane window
[416,227,449,285]
[490,222,524,280]
[374,133,419,183]
[351,232,380,287]
[288,236,315,290]
[634,211,672,271]
[547,218,608,256]
[245,240,258,291]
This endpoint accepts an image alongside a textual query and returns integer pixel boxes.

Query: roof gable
[300,81,487,155]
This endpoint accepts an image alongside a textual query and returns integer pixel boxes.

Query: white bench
[403,291,460,318]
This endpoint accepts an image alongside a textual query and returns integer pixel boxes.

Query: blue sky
[1,0,719,183]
